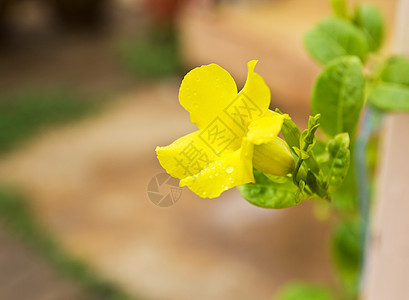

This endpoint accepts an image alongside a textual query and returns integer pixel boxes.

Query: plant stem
[355,105,382,288]
[292,142,310,185]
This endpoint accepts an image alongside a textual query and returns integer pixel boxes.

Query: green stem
[292,142,310,185]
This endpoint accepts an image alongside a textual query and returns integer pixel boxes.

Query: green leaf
[306,171,327,198]
[311,56,364,137]
[369,56,409,111]
[302,114,320,147]
[368,83,409,111]
[327,133,350,192]
[238,169,303,209]
[281,118,301,150]
[353,3,384,52]
[380,55,409,86]
[304,17,368,64]
[275,282,333,300]
[308,140,328,176]
[293,147,310,159]
[312,140,329,163]
[331,0,348,19]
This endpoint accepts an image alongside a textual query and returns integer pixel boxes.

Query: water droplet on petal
[226,166,234,174]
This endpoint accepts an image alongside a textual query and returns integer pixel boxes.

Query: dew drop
[226,166,234,174]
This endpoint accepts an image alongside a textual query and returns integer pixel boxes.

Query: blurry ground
[0,0,397,299]
[0,226,89,300]
[0,83,333,300]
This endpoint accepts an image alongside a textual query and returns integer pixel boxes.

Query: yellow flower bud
[253,136,295,176]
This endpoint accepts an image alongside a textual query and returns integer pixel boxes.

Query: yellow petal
[237,60,271,123]
[247,110,289,145]
[179,63,238,129]
[156,131,219,180]
[209,60,272,136]
[180,138,254,198]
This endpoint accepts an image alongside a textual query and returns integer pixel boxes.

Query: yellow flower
[156,60,295,198]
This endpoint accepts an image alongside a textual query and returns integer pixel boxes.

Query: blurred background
[0,0,397,299]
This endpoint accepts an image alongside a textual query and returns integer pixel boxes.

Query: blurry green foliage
[0,89,97,154]
[353,3,384,52]
[368,83,409,111]
[331,162,358,214]
[380,55,409,85]
[0,185,134,300]
[331,0,348,19]
[306,1,384,65]
[275,282,334,300]
[118,28,181,79]
[291,1,388,299]
[367,55,409,111]
[331,220,361,298]
[0,89,132,298]
[366,134,380,180]
[304,17,368,64]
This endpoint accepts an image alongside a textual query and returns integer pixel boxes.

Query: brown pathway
[0,83,334,299]
[0,226,90,300]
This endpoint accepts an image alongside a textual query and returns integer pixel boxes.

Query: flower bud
[253,136,295,176]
